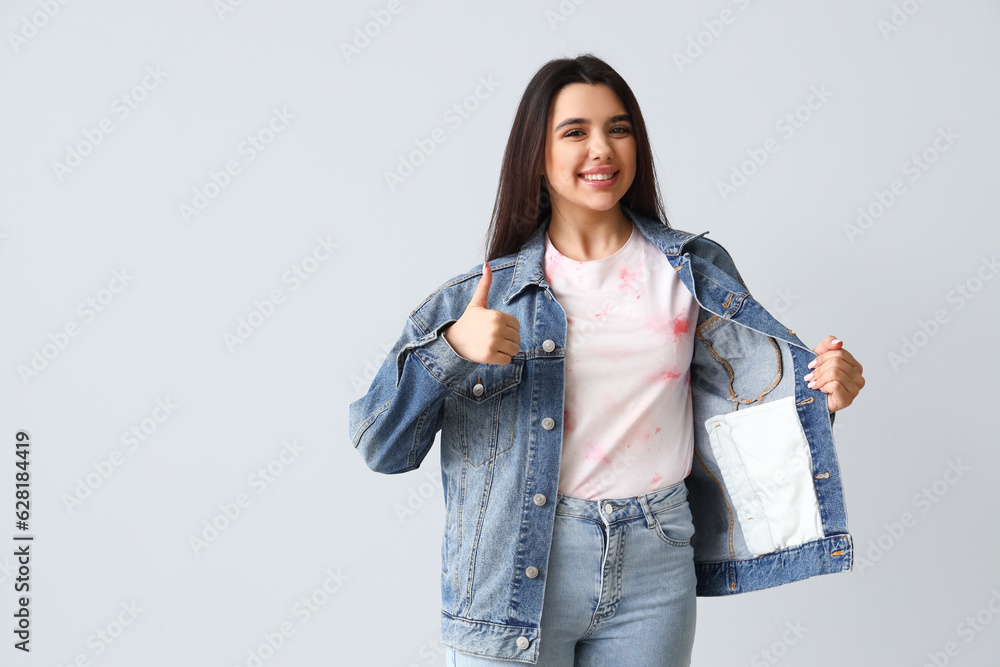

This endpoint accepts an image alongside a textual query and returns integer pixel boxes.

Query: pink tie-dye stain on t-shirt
[616,264,642,295]
[643,312,690,341]
[648,368,683,384]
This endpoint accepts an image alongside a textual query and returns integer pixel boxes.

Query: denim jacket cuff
[410,319,481,388]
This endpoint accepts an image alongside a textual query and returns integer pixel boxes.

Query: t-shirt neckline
[545,222,637,269]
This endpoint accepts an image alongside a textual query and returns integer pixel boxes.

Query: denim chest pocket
[449,357,525,468]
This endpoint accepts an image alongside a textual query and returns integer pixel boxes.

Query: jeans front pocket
[650,497,696,548]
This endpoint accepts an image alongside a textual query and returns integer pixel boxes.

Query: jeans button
[525,566,538,578]
[472,383,484,397]
[542,339,555,352]
[604,503,614,514]
[533,493,546,506]
[516,636,530,650]
[541,417,555,430]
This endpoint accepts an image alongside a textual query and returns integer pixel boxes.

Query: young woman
[349,54,865,667]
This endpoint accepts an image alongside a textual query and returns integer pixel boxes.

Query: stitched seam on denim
[440,608,537,630]
[496,393,516,461]
[450,448,467,617]
[582,516,610,639]
[463,390,504,469]
[696,319,783,408]
[407,403,435,471]
[611,523,625,609]
[689,263,745,310]
[651,513,691,548]
[350,398,391,448]
[553,510,597,521]
[412,348,461,389]
[411,261,519,317]
[454,360,524,401]
[695,316,737,407]
[651,499,687,514]
[695,533,851,564]
[462,448,496,614]
[693,448,735,559]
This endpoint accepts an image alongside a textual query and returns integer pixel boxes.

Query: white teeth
[581,172,616,181]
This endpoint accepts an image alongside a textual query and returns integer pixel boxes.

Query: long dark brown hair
[482,54,669,263]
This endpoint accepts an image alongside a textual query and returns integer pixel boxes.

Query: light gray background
[2,1,999,665]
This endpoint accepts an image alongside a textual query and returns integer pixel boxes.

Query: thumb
[467,262,492,310]
[811,335,843,356]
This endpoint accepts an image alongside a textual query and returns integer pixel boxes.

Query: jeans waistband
[554,478,689,528]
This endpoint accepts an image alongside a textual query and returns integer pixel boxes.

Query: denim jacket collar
[503,204,704,306]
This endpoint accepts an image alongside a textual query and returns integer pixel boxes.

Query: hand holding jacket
[806,336,866,414]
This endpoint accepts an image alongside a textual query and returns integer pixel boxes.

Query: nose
[587,131,615,159]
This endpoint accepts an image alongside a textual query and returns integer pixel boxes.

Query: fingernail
[832,338,842,345]
[807,359,817,369]
[803,372,814,381]
[807,381,817,388]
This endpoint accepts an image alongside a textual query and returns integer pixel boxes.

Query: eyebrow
[554,113,632,132]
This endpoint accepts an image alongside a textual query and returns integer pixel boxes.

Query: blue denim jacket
[348,205,853,663]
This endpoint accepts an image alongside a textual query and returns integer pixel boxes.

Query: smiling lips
[579,169,619,185]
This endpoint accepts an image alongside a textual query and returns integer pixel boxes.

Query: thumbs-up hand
[442,262,521,365]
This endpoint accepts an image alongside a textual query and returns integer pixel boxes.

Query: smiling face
[540,82,637,220]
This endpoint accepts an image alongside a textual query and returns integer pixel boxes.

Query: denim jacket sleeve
[348,316,481,474]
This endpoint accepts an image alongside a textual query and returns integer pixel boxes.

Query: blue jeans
[445,479,697,666]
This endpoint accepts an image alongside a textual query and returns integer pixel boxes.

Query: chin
[576,199,620,212]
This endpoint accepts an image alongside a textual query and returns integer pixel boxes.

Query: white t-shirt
[543,221,699,500]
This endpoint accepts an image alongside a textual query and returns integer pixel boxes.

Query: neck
[546,203,633,262]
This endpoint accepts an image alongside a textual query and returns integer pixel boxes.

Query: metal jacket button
[541,417,555,430]
[472,383,484,397]
[542,339,555,352]
[516,636,530,650]
[533,493,546,506]
[526,566,538,578]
